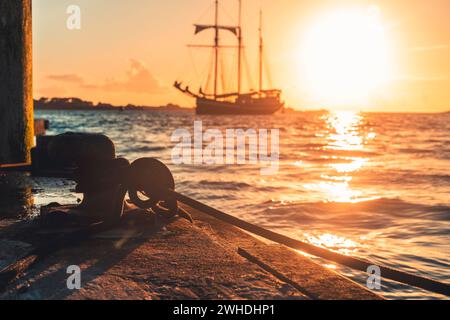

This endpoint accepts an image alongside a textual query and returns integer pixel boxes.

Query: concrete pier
[0,204,382,300]
[0,0,34,165]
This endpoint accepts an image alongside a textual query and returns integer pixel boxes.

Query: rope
[194,1,215,25]
[188,48,201,87]
[170,190,450,298]
[204,50,214,93]
[264,54,273,89]
[218,1,238,26]
[220,52,226,94]
[243,50,254,91]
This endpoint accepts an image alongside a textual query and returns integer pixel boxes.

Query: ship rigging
[174,0,284,115]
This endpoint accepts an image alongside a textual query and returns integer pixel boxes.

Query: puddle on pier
[0,172,77,220]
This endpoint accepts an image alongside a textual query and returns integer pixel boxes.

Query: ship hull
[196,98,283,115]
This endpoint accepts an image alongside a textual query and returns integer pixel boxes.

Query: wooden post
[0,0,34,166]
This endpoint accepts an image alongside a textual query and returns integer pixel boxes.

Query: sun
[300,6,392,107]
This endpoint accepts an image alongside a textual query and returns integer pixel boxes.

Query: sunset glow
[301,7,392,106]
[32,0,450,112]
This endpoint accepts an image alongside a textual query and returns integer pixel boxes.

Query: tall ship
[174,0,284,115]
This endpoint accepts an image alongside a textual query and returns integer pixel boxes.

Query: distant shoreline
[34,97,449,114]
[34,97,193,112]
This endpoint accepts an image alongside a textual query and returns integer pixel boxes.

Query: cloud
[410,44,450,52]
[47,74,85,84]
[36,85,68,97]
[83,59,167,94]
[46,60,167,95]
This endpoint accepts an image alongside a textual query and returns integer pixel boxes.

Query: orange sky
[33,0,450,112]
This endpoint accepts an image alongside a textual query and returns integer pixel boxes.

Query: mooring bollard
[0,0,34,166]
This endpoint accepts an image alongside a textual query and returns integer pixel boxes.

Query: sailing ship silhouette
[174,0,284,115]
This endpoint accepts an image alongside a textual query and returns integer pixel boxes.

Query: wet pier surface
[0,204,382,300]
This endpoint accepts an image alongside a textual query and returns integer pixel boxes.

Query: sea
[9,109,450,299]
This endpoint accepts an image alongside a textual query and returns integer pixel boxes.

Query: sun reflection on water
[325,111,364,151]
[305,232,360,256]
[298,111,380,261]
[304,110,378,203]
[329,157,367,173]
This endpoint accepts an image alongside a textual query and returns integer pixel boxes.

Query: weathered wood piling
[0,0,34,165]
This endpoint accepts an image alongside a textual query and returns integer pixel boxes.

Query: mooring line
[171,190,450,298]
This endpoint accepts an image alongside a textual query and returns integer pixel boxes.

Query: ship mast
[213,0,219,99]
[237,0,242,95]
[258,8,263,94]
[190,1,243,98]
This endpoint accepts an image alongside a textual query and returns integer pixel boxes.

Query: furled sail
[194,24,238,36]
